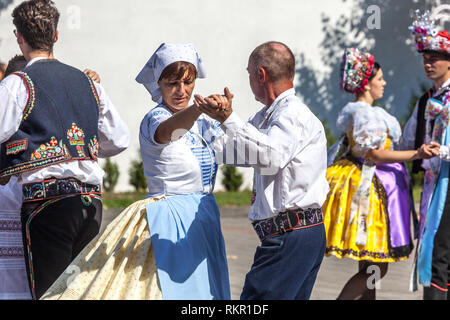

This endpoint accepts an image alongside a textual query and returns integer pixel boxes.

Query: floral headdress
[340,48,375,94]
[409,9,450,56]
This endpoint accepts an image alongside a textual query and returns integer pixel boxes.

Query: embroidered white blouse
[139,104,223,197]
[336,101,402,156]
[211,88,329,222]
[0,57,130,185]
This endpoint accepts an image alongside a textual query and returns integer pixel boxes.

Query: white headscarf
[135,43,207,103]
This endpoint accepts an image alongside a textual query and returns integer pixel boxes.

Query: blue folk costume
[134,43,230,299]
[139,104,230,300]
[408,11,450,297]
[39,43,230,300]
[411,89,450,292]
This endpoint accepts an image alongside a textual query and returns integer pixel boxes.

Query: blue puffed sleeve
[140,105,173,146]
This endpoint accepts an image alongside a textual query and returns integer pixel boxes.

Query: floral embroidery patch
[6,139,28,155]
[67,123,85,145]
[30,137,67,161]
[88,136,99,160]
[67,123,86,157]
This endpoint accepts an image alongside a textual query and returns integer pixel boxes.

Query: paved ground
[102,206,423,300]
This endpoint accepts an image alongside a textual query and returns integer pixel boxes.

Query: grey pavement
[102,206,423,300]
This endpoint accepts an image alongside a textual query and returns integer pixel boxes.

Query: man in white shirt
[195,41,329,300]
[0,62,6,81]
[402,14,450,300]
[0,0,130,299]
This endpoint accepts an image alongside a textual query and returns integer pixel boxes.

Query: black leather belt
[252,208,324,241]
[22,177,101,202]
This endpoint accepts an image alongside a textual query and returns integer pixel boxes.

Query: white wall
[0,0,445,191]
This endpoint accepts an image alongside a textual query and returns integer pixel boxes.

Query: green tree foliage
[102,158,119,192]
[322,119,337,148]
[129,151,147,192]
[221,165,243,192]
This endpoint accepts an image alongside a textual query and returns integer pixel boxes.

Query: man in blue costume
[0,0,130,299]
[402,10,450,300]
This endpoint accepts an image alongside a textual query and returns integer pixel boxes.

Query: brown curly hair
[12,0,60,52]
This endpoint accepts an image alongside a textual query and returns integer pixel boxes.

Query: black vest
[412,85,450,173]
[0,60,100,178]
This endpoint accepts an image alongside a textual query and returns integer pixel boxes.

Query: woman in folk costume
[0,56,34,300]
[323,48,438,300]
[1,56,30,300]
[0,177,31,300]
[404,10,450,299]
[41,43,230,300]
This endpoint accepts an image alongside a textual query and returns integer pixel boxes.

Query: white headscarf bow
[135,43,207,103]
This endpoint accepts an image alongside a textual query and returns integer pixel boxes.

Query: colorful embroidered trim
[11,72,35,122]
[67,123,87,157]
[326,246,408,261]
[0,219,22,231]
[252,208,323,242]
[5,139,28,155]
[0,246,25,258]
[88,136,99,160]
[0,152,72,177]
[24,196,70,299]
[85,74,100,109]
[22,177,101,202]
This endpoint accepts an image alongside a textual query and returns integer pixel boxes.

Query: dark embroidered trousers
[20,195,102,299]
[240,223,326,300]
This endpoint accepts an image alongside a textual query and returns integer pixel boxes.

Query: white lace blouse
[336,101,402,155]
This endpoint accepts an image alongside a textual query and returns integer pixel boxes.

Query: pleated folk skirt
[41,198,162,300]
[323,158,413,263]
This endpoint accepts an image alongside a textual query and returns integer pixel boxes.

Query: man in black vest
[0,0,130,299]
[402,11,450,300]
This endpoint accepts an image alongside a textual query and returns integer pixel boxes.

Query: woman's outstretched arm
[366,143,439,164]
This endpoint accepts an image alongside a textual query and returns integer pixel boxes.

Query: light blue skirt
[145,193,230,300]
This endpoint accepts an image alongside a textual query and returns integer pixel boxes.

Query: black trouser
[424,181,450,300]
[21,195,102,299]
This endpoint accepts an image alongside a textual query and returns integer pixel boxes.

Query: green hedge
[102,190,253,209]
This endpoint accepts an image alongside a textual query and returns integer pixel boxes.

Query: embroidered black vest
[0,59,100,178]
[412,84,450,174]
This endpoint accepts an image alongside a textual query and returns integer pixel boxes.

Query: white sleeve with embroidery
[94,82,130,158]
[0,75,28,143]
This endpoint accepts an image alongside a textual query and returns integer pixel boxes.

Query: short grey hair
[249,41,296,82]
